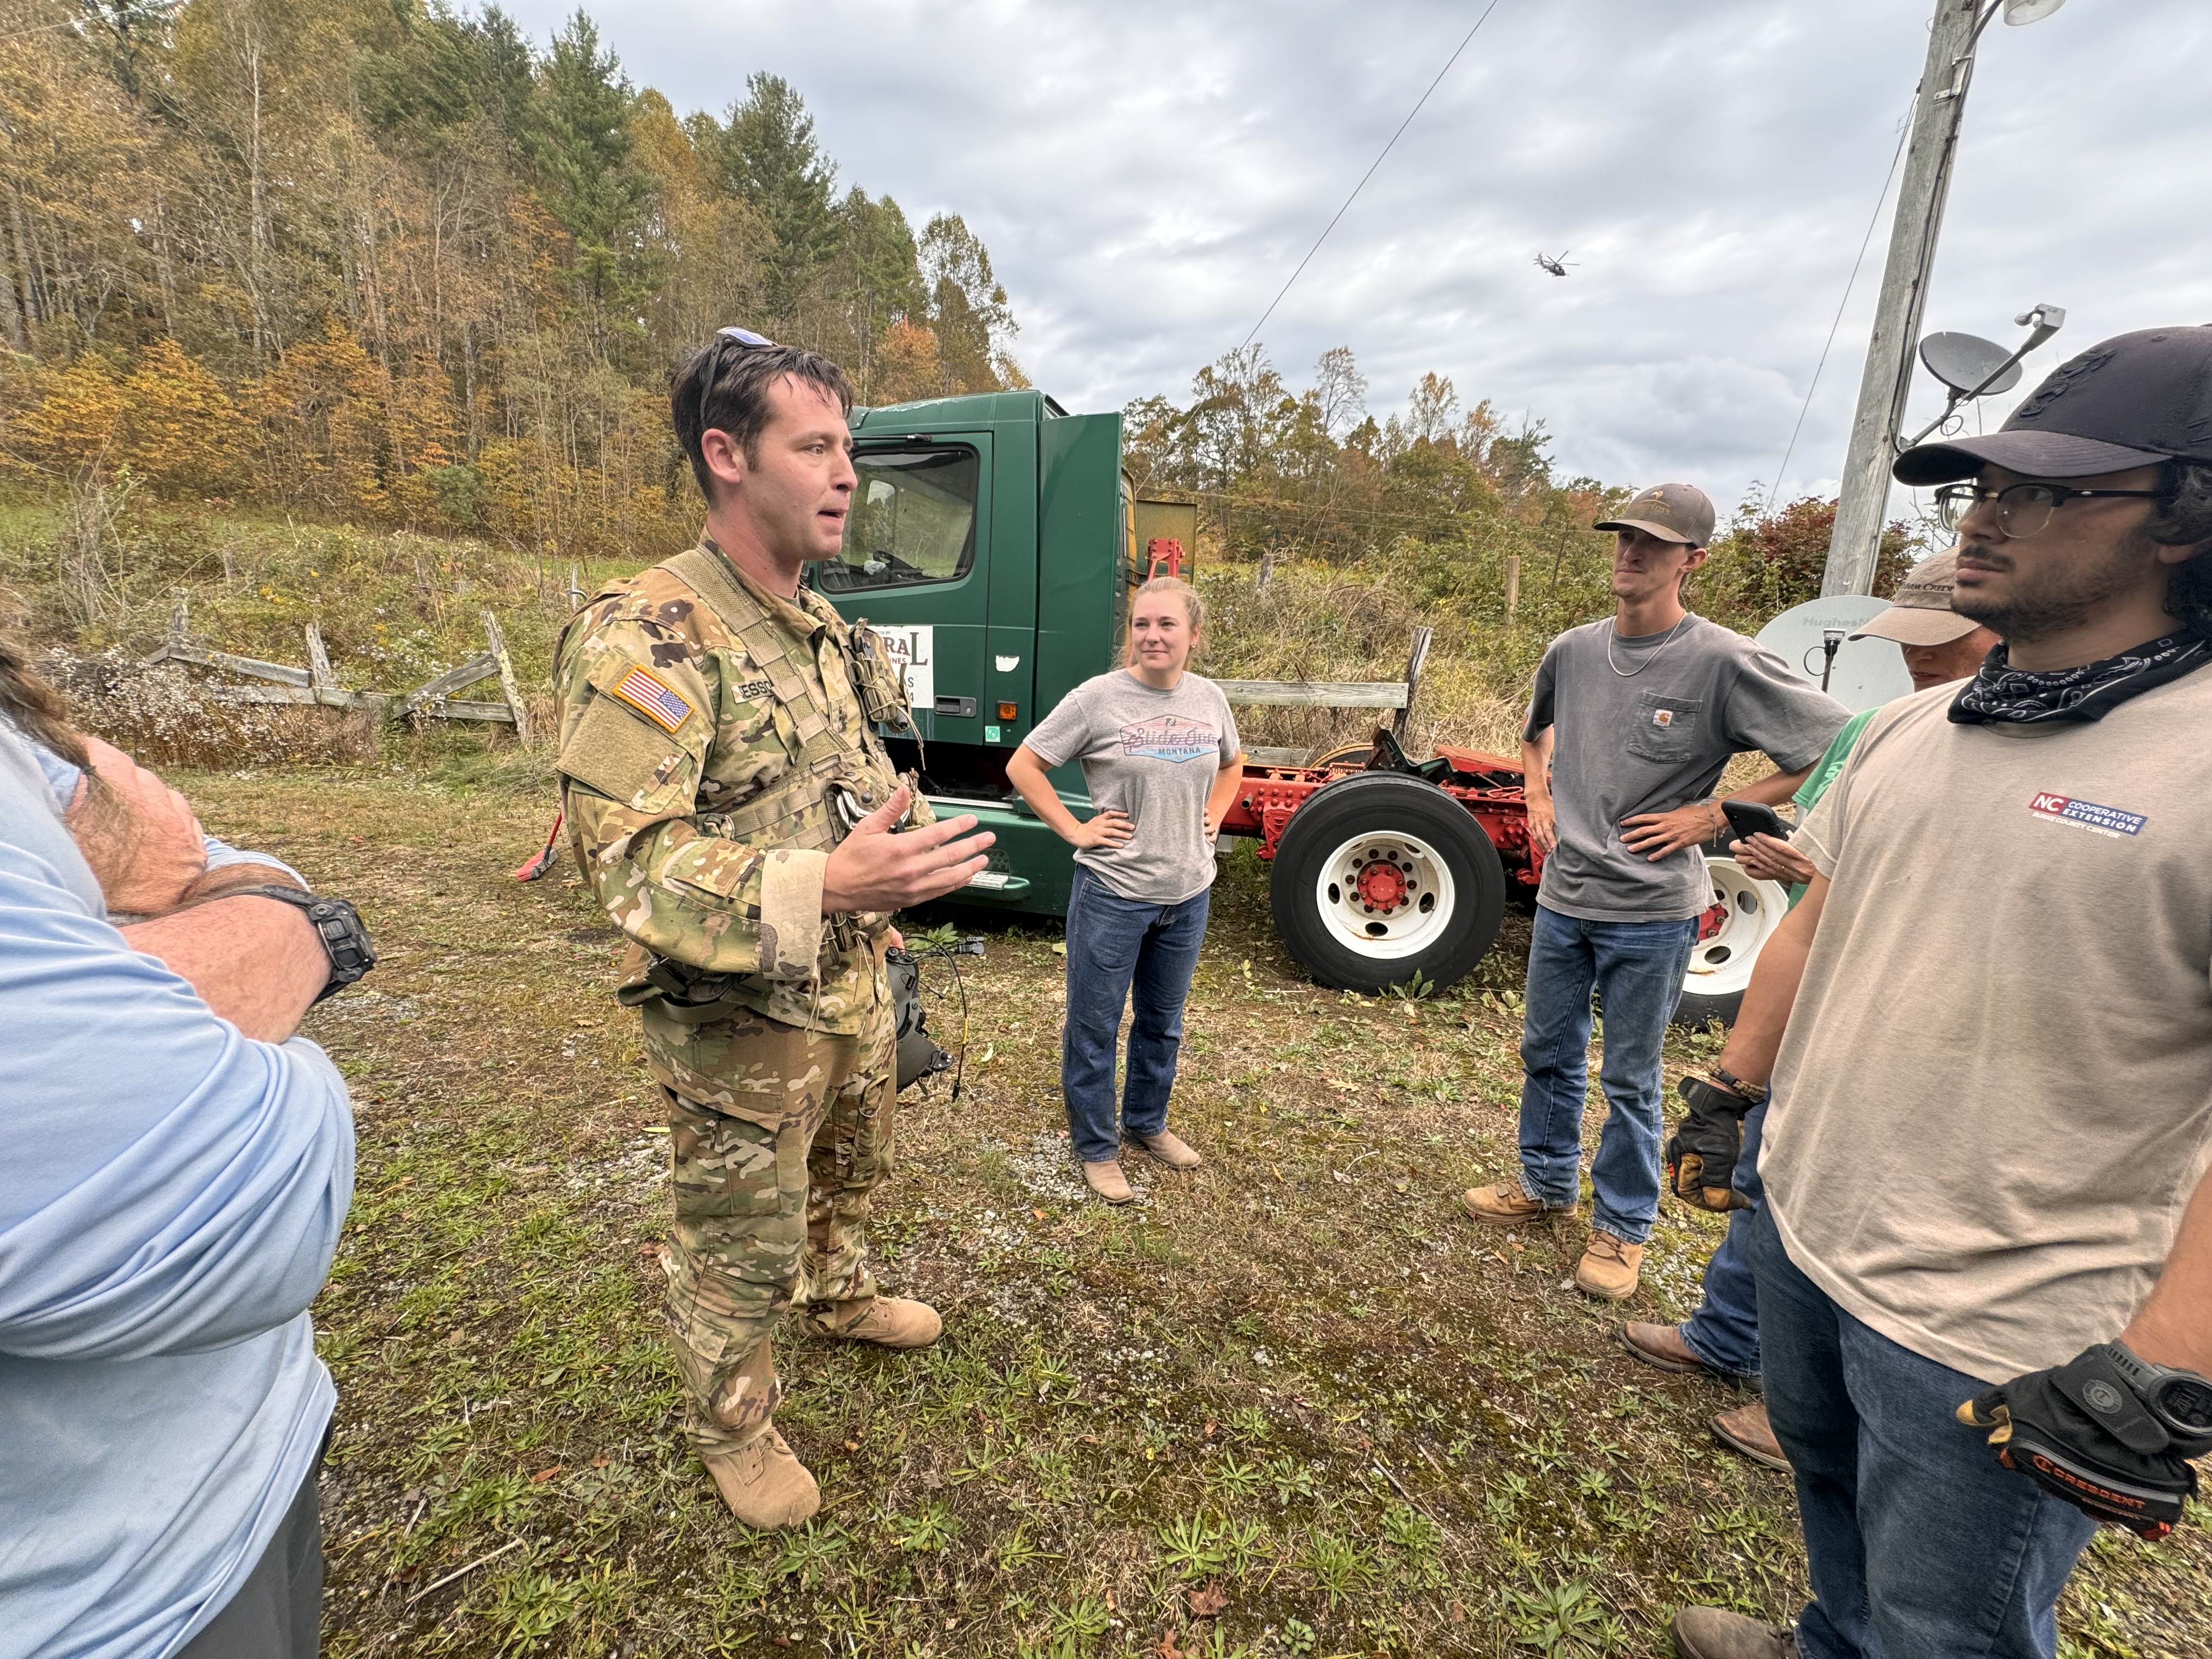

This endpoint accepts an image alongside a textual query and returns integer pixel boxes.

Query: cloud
[507,0,2212,513]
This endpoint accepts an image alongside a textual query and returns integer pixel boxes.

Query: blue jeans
[1516,905,1697,1243]
[1750,1206,2097,1658]
[1679,1097,1768,1379]
[1061,866,1211,1164]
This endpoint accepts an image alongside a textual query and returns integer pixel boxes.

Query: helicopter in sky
[1534,250,1576,277]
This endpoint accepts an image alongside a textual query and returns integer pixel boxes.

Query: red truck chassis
[1221,741,1543,890]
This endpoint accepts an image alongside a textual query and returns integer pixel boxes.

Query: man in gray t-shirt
[1460,482,1848,1302]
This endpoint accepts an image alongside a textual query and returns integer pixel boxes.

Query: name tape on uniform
[608,665,695,735]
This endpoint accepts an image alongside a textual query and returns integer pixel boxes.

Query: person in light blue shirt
[30,736,308,897]
[0,701,354,1658]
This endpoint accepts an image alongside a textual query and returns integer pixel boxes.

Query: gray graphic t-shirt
[1523,615,1848,922]
[1026,670,1242,905]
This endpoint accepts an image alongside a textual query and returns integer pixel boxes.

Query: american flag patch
[607,665,694,733]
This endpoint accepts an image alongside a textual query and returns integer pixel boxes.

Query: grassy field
[162,755,2212,1659]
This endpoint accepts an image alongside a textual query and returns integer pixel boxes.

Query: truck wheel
[1672,854,1790,1028]
[1270,772,1506,994]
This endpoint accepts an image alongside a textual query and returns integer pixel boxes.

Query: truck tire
[1672,853,1790,1028]
[1270,772,1507,994]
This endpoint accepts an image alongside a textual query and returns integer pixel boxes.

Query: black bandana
[1949,630,2212,726]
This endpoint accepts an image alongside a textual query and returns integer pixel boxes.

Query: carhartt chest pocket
[1624,693,1702,763]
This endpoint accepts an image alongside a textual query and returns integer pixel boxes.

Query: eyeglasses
[1934,481,2163,539]
[695,326,777,437]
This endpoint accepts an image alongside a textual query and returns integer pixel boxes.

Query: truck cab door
[814,433,993,749]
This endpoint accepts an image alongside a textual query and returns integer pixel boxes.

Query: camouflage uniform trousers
[657,990,898,1460]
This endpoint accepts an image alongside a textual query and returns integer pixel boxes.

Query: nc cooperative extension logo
[2027,792,2147,838]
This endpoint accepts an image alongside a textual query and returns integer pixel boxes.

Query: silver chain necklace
[1606,614,1689,677]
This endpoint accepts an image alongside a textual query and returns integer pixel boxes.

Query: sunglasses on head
[695,326,778,436]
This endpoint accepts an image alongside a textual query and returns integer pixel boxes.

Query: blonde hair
[1131,575,1204,638]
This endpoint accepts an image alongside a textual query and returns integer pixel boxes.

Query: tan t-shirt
[1762,668,2212,1384]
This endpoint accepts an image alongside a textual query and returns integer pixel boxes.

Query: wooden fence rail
[143,601,532,740]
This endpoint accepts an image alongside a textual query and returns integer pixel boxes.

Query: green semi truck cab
[813,390,1131,916]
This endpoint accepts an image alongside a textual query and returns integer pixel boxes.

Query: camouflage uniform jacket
[553,539,928,1038]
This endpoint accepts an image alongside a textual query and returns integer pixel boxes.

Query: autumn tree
[0,0,1027,560]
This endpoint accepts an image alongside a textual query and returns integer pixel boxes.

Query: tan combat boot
[1573,1231,1644,1300]
[701,1424,819,1528]
[1082,1159,1135,1204]
[1460,1182,1576,1226]
[1127,1129,1203,1169]
[810,1296,942,1348]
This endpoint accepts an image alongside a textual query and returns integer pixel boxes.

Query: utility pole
[1822,0,1989,596]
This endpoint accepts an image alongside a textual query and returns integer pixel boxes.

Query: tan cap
[1850,548,1983,646]
[1594,482,1716,548]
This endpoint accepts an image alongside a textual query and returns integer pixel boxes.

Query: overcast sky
[510,0,2211,517]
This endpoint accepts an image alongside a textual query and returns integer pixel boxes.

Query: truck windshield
[818,446,978,592]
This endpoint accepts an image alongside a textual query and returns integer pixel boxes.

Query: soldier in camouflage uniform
[554,333,994,1527]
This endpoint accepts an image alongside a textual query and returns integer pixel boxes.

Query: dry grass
[1198,562,1530,759]
[157,760,2212,1659]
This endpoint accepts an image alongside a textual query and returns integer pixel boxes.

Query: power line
[1769,111,1912,504]
[1239,0,1508,353]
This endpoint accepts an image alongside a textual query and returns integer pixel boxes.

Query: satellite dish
[2003,0,2066,24]
[1756,596,1914,714]
[1920,332,2023,398]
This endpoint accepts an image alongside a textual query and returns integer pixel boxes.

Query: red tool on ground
[512,808,564,882]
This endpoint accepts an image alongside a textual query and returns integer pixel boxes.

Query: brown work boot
[1668,1606,1795,1657]
[1712,1401,1791,1472]
[1621,1321,1709,1375]
[1127,1129,1203,1169]
[1082,1159,1135,1204]
[701,1425,820,1529]
[1459,1182,1575,1226]
[1574,1231,1644,1300]
[809,1296,942,1348]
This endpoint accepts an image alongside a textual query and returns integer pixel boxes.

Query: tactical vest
[654,543,916,856]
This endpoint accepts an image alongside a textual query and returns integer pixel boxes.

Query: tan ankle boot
[1460,1181,1575,1226]
[1712,1401,1790,1472]
[701,1424,819,1528]
[810,1296,942,1348]
[1127,1129,1203,1169]
[1668,1606,1795,1658]
[1573,1231,1644,1300]
[1082,1159,1134,1204]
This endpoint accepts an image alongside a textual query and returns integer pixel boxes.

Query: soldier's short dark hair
[671,339,855,503]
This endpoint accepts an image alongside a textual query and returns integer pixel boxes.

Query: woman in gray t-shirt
[1006,578,1243,1205]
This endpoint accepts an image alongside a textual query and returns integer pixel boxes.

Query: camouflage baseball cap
[1594,482,1717,547]
[1849,547,1982,647]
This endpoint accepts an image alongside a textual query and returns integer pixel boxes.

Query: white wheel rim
[1683,856,1788,998]
[1313,830,1458,961]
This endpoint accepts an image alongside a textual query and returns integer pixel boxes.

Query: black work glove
[1665,1074,1754,1212]
[1957,1342,2212,1539]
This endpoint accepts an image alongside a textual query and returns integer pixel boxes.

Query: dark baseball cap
[1594,482,1716,546]
[1894,325,2212,486]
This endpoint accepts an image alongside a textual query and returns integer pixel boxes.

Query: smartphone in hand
[1721,799,1792,843]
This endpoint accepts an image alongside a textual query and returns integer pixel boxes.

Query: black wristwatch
[228,884,377,1004]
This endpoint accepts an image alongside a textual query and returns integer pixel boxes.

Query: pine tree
[716,72,836,320]
[525,12,653,316]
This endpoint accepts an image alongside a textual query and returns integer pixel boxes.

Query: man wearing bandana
[1668,326,2212,1659]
